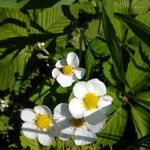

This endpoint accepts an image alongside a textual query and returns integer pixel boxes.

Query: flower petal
[74,126,96,145]
[22,122,37,139]
[66,52,79,67]
[34,105,52,115]
[55,59,67,68]
[20,108,36,122]
[69,98,85,118]
[48,121,61,137]
[54,103,71,121]
[58,118,74,141]
[73,81,89,99]
[56,73,76,87]
[38,132,54,146]
[87,78,106,96]
[86,119,106,133]
[85,108,106,125]
[73,68,85,79]
[99,95,112,115]
[52,68,61,79]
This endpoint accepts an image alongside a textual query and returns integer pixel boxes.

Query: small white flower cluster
[0,98,9,112]
[21,52,113,146]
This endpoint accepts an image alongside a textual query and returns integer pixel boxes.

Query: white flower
[52,52,85,87]
[54,103,106,145]
[0,98,9,112]
[20,105,60,146]
[69,78,113,125]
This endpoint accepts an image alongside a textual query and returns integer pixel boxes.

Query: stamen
[35,114,53,129]
[70,117,85,128]
[83,93,99,110]
[62,65,73,75]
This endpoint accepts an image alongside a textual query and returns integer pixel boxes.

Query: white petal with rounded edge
[69,98,85,118]
[73,81,89,99]
[54,103,71,121]
[55,59,67,68]
[73,68,85,79]
[99,95,112,115]
[85,108,106,125]
[21,108,36,122]
[52,68,61,79]
[66,52,79,67]
[59,126,75,141]
[87,78,106,96]
[49,122,60,137]
[56,73,75,87]
[74,126,96,145]
[34,105,52,115]
[86,119,106,133]
[22,122,37,139]
[38,132,54,146]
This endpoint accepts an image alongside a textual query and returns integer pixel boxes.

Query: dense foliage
[0,0,150,149]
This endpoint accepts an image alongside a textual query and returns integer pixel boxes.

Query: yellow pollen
[35,114,53,129]
[62,65,73,75]
[83,93,99,110]
[70,117,85,128]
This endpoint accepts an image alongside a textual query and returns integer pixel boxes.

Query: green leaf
[79,1,96,15]
[84,19,100,41]
[97,107,127,146]
[0,8,28,40]
[136,12,150,27]
[97,87,126,146]
[20,134,50,150]
[131,0,150,15]
[131,105,150,139]
[0,0,29,9]
[89,38,109,56]
[54,0,75,7]
[0,47,30,91]
[30,82,51,105]
[102,7,127,85]
[33,7,70,33]
[134,91,150,111]
[101,0,129,41]
[103,60,118,87]
[125,48,150,94]
[114,13,150,47]
[85,49,95,79]
[0,115,9,133]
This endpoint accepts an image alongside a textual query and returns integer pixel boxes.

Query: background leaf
[0,47,30,91]
[125,47,150,94]
[0,115,9,133]
[102,6,127,85]
[114,13,150,47]
[131,105,150,139]
[134,91,150,111]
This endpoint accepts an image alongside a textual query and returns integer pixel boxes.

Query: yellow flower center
[62,65,73,75]
[35,114,53,129]
[83,93,99,110]
[70,117,85,128]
